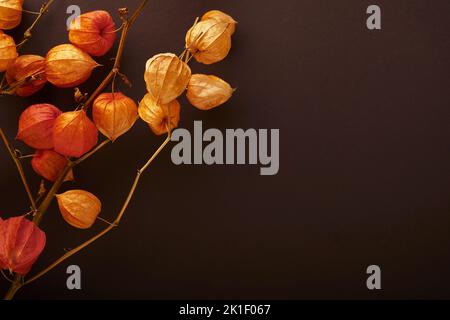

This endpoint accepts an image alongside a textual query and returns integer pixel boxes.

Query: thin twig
[25,131,172,285]
[16,0,56,50]
[0,129,37,212]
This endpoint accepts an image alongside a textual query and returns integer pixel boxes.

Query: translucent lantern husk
[185,19,232,65]
[0,30,18,72]
[0,0,23,30]
[187,74,234,110]
[31,150,74,182]
[17,103,62,149]
[0,215,46,275]
[45,44,99,88]
[138,93,181,136]
[6,54,47,97]
[144,53,192,105]
[201,10,237,35]
[93,92,138,141]
[53,110,99,158]
[56,190,102,229]
[68,10,117,57]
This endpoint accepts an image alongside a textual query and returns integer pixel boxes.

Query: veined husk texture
[0,0,23,30]
[0,30,18,71]
[187,74,233,110]
[56,190,101,229]
[185,19,232,65]
[138,93,180,136]
[45,44,99,88]
[144,53,191,105]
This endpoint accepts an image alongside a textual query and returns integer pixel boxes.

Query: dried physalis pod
[93,92,138,141]
[0,216,46,275]
[0,30,18,72]
[201,10,237,35]
[187,74,234,110]
[0,0,23,30]
[138,93,180,136]
[17,104,62,149]
[56,190,101,229]
[68,10,116,57]
[53,110,99,158]
[144,53,192,105]
[32,150,74,182]
[45,44,99,88]
[185,19,232,65]
[6,55,47,97]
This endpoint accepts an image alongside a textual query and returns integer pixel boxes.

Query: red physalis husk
[53,110,99,158]
[0,215,46,275]
[17,104,62,149]
[144,53,192,105]
[93,92,138,141]
[31,150,74,182]
[6,54,47,97]
[68,10,116,57]
[56,190,102,229]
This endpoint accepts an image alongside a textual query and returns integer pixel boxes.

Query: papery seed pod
[185,19,232,65]
[0,0,23,30]
[45,44,99,88]
[31,150,74,182]
[69,10,116,57]
[53,110,98,158]
[201,10,237,35]
[93,92,138,141]
[6,55,47,97]
[17,104,62,149]
[144,53,191,105]
[138,93,180,136]
[0,30,18,72]
[56,190,101,229]
[187,74,234,110]
[0,216,46,275]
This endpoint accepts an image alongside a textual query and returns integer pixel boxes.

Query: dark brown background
[0,0,449,299]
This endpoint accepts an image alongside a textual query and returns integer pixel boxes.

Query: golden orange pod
[0,0,23,30]
[185,19,232,65]
[93,92,138,141]
[201,10,237,35]
[53,110,99,158]
[0,30,18,72]
[187,74,234,110]
[144,53,191,105]
[138,93,180,136]
[6,55,47,97]
[56,190,102,229]
[45,44,99,88]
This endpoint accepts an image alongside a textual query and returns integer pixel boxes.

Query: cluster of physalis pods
[0,0,237,299]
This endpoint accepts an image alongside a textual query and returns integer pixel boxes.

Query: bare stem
[0,129,37,212]
[16,0,56,50]
[25,132,172,286]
